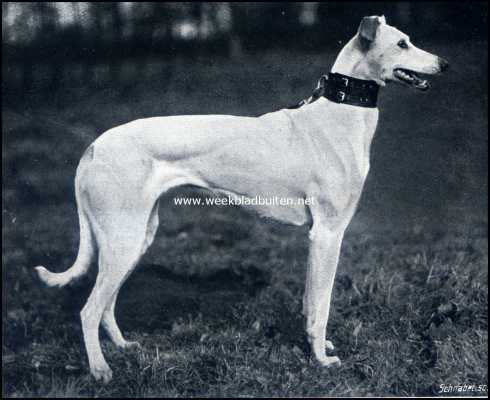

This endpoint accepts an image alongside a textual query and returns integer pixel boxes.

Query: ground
[2,40,488,397]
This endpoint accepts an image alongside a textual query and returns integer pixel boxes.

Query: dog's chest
[305,103,378,216]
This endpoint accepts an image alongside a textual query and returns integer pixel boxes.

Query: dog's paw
[325,340,335,351]
[318,355,341,368]
[91,364,113,384]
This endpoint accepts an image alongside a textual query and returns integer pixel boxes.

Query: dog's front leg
[304,220,345,368]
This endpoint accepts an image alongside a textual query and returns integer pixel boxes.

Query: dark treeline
[2,2,487,94]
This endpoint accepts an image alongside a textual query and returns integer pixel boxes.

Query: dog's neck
[331,36,383,86]
[290,36,380,110]
[310,35,381,149]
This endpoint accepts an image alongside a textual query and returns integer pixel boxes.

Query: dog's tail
[35,148,96,288]
[35,205,95,288]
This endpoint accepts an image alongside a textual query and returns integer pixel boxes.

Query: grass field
[2,40,488,397]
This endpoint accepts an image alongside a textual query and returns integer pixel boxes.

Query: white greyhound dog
[36,16,448,382]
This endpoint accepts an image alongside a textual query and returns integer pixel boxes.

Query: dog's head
[355,16,448,90]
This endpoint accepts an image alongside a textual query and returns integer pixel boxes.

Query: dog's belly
[202,187,312,226]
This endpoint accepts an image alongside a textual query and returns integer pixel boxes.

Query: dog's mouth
[393,68,430,91]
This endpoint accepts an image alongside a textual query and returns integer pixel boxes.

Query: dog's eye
[397,39,408,49]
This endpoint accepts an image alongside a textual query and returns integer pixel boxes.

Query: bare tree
[108,2,123,83]
[35,2,61,91]
[84,3,103,87]
[2,2,11,43]
[16,3,37,94]
[228,3,245,59]
[132,3,156,76]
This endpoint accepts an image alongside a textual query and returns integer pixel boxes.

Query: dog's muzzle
[393,57,449,91]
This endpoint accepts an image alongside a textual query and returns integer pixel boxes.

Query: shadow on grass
[117,262,272,334]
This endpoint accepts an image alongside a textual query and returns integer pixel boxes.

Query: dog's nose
[438,57,449,72]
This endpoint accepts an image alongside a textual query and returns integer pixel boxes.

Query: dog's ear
[358,16,384,48]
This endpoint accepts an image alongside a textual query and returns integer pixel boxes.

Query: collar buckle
[337,91,346,102]
[324,72,379,108]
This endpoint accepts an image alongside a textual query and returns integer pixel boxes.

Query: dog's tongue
[414,77,429,91]
[395,69,430,91]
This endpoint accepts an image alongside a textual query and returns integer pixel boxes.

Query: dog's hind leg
[81,215,149,383]
[101,200,160,350]
[78,162,159,382]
